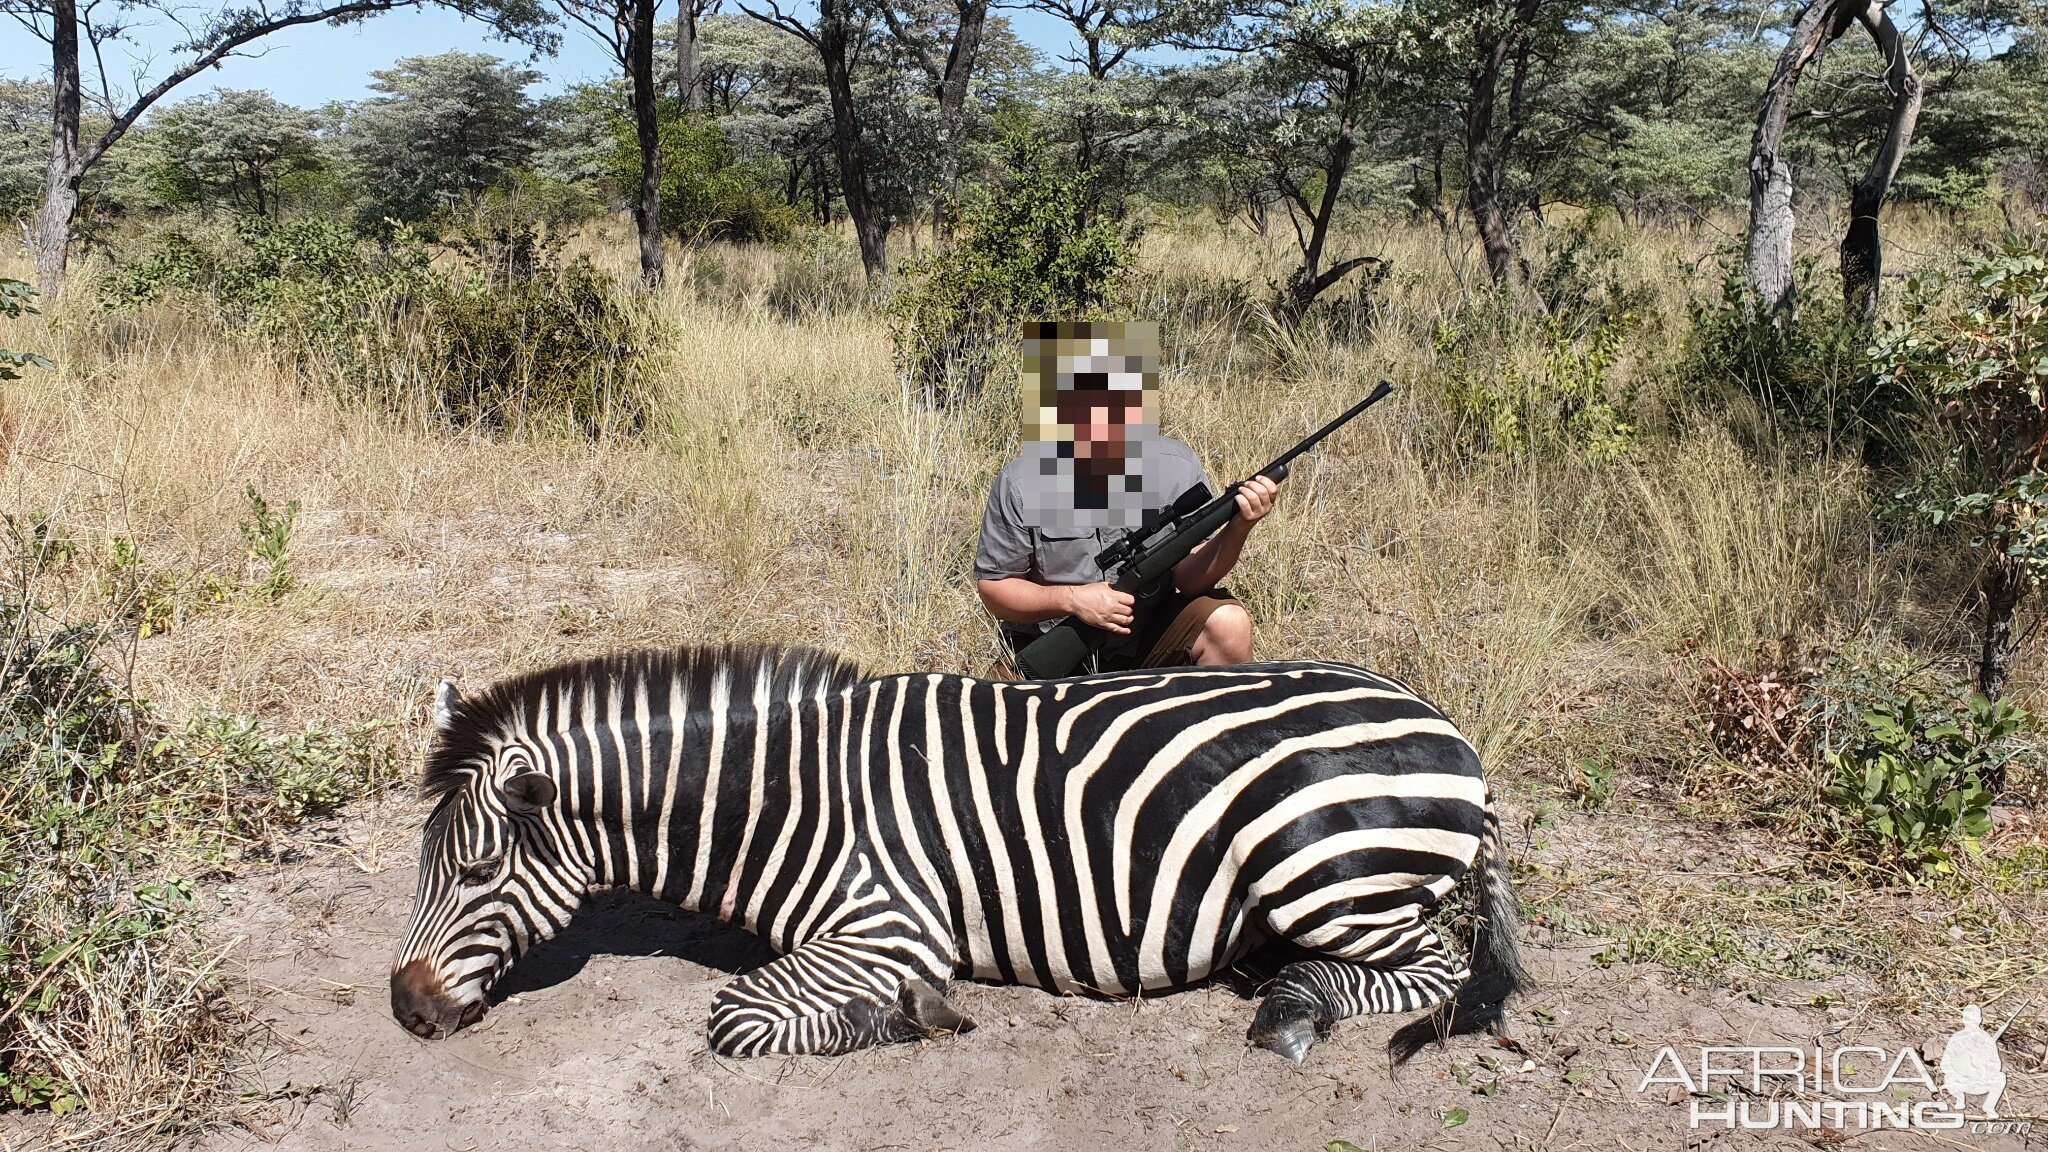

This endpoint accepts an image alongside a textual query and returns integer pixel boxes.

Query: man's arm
[1172,475,1279,595]
[979,578,1138,635]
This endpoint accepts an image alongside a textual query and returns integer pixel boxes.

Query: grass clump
[1,555,393,1134]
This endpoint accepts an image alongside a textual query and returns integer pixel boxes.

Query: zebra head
[390,679,587,1038]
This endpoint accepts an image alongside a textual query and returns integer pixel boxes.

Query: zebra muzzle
[390,959,483,1038]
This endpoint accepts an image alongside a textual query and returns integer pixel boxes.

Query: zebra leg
[1248,921,1467,1063]
[707,935,974,1057]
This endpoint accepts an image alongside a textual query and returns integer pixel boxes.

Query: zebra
[390,644,1523,1063]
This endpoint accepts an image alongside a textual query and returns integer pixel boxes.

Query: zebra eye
[458,858,501,886]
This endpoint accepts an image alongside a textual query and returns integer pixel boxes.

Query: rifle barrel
[1258,379,1394,482]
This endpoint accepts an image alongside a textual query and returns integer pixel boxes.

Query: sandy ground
[96,797,2025,1152]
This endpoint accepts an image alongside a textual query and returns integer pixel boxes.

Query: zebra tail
[1387,788,1526,1064]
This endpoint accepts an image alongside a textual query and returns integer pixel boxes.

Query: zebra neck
[587,689,851,938]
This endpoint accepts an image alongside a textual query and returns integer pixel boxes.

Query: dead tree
[1743,0,1923,321]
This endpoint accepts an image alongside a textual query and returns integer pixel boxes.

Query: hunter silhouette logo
[1939,1004,2007,1118]
[1637,1000,2031,1133]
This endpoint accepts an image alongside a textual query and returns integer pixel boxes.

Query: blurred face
[1055,380,1146,461]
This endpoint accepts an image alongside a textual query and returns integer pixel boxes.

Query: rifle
[1012,380,1395,679]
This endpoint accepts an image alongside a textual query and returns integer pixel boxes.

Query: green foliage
[238,484,299,604]
[616,111,799,244]
[1439,309,1638,461]
[1,565,392,1114]
[99,217,655,436]
[1813,660,2028,873]
[888,132,1142,398]
[0,278,54,380]
[1683,259,1906,450]
[338,52,542,228]
[1874,236,2048,582]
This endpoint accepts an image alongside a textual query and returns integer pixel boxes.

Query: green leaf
[1443,1108,1470,1129]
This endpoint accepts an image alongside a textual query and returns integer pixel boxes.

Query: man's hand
[1234,475,1280,524]
[1065,582,1138,635]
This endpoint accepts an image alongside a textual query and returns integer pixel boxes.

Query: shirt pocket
[1033,524,1106,584]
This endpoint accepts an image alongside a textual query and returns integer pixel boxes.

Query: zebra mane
[419,643,868,801]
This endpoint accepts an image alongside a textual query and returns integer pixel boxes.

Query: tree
[340,52,541,225]
[678,0,720,110]
[0,80,47,227]
[133,90,324,217]
[5,0,555,298]
[1169,0,1413,329]
[556,0,667,284]
[876,0,991,218]
[739,0,896,280]
[1021,0,1168,219]
[1743,0,1922,322]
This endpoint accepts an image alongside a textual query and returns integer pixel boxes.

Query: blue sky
[1,5,1097,109]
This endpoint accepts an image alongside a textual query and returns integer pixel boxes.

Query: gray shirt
[975,438,1214,631]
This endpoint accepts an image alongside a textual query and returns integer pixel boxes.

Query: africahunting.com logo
[1636,1003,2031,1135]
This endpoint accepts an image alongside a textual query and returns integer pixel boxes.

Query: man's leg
[1189,601,1252,664]
[1127,588,1252,669]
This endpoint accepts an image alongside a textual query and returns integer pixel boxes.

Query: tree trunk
[933,0,986,224]
[1277,68,1380,330]
[1744,1,1852,320]
[1464,0,1540,290]
[628,0,664,285]
[818,0,888,280]
[1979,550,2025,704]
[1839,0,1921,322]
[35,0,81,300]
[679,0,705,112]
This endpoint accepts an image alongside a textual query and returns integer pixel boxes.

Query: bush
[1683,257,1916,454]
[0,278,53,380]
[1,560,392,1123]
[615,111,799,245]
[99,217,655,436]
[1434,302,1638,461]
[887,131,1142,399]
[1812,658,2031,874]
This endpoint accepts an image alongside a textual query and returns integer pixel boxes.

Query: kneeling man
[975,321,1277,675]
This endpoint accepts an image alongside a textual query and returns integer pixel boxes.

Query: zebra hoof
[1248,998,1325,1064]
[896,978,976,1037]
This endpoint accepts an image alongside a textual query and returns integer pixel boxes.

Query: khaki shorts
[999,586,1241,678]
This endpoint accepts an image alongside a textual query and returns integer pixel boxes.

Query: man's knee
[1196,602,1253,664]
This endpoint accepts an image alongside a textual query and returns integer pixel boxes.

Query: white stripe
[1136,747,1482,983]
[1109,687,1432,932]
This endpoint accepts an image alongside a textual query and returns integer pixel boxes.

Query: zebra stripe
[391,646,1523,1063]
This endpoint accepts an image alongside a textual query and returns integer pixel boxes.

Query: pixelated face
[1022,320,1161,459]
[1013,321,1172,531]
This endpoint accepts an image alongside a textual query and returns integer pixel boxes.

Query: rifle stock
[1010,381,1393,679]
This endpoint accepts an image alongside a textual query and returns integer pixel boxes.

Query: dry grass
[3,206,2044,1141]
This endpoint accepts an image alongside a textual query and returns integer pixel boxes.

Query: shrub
[887,131,1142,399]
[1812,659,2031,873]
[1873,236,2048,699]
[1682,257,1915,454]
[0,278,53,380]
[615,111,799,245]
[99,217,655,436]
[1434,302,1638,461]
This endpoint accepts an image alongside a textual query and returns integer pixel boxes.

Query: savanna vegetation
[4,0,2048,1142]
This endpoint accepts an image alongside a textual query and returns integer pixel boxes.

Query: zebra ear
[434,680,461,731]
[501,771,557,815]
